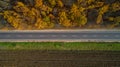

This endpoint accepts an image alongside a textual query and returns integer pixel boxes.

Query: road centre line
[61,35,67,37]
[51,35,57,37]
[71,35,78,37]
[92,35,97,37]
[16,35,23,37]
[82,35,88,37]
[27,35,34,37]
[103,35,109,37]
[115,35,120,37]
[39,35,46,37]
[5,35,11,37]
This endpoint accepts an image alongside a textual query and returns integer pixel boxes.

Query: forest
[0,0,120,30]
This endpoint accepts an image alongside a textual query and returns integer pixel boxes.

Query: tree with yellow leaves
[114,16,120,26]
[77,0,83,4]
[57,0,64,7]
[87,0,95,5]
[0,0,120,29]
[13,2,29,13]
[35,18,48,29]
[59,11,72,27]
[97,5,109,24]
[111,2,120,12]
[70,4,79,18]
[35,17,54,29]
[48,0,56,7]
[48,0,64,8]
[34,0,43,8]
[3,11,22,29]
[70,3,87,27]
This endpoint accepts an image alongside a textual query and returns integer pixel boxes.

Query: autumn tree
[13,2,29,13]
[34,0,43,8]
[48,0,63,7]
[13,2,37,25]
[3,11,22,29]
[35,17,54,29]
[70,3,87,27]
[87,0,95,5]
[48,0,56,7]
[57,0,64,7]
[108,16,120,26]
[1,2,33,29]
[59,11,72,27]
[1,0,120,29]
[111,2,120,12]
[97,5,109,24]
[114,16,120,26]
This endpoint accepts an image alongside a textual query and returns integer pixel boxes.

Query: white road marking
[6,35,11,37]
[71,35,78,37]
[93,35,97,37]
[52,35,57,37]
[104,35,109,37]
[83,35,88,37]
[17,35,22,37]
[61,35,67,37]
[39,35,46,37]
[28,35,34,37]
[115,35,120,37]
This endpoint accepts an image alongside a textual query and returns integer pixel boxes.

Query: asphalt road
[0,30,120,42]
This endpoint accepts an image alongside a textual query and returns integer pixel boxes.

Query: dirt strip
[0,50,120,67]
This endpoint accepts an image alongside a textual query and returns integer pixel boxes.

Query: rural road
[0,30,120,42]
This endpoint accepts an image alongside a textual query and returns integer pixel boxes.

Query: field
[0,42,120,50]
[0,42,120,67]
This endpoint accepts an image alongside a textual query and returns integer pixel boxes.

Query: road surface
[0,30,120,42]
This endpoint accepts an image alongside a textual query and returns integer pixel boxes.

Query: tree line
[0,0,120,29]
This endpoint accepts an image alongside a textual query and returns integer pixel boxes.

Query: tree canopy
[0,0,120,29]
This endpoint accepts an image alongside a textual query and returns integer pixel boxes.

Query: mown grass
[0,42,120,51]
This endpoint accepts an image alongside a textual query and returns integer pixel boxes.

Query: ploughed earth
[0,50,120,67]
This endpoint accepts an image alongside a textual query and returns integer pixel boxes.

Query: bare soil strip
[0,50,120,67]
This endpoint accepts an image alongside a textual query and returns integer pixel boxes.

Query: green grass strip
[0,42,120,51]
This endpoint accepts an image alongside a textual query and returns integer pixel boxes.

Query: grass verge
[0,42,120,51]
